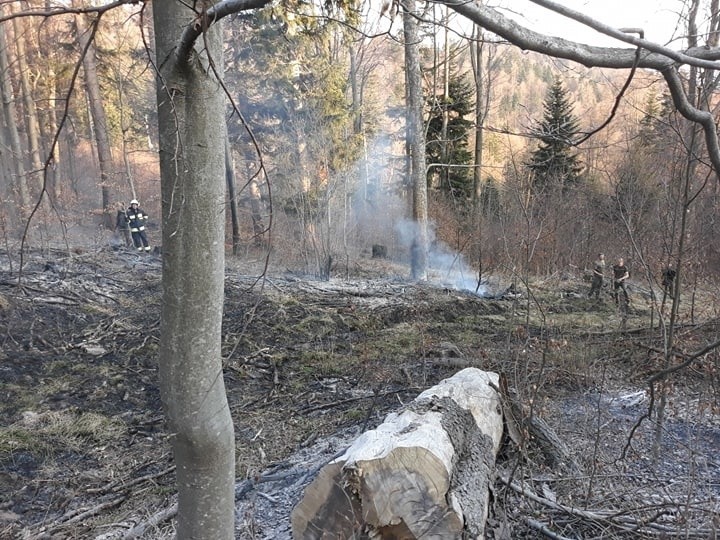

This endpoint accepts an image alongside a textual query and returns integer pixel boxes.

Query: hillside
[1,247,718,539]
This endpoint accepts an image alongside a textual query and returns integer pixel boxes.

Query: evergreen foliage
[224,11,363,213]
[426,75,474,199]
[527,78,583,191]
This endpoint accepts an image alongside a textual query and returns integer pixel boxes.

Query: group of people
[588,253,630,306]
[115,199,151,253]
[588,254,678,306]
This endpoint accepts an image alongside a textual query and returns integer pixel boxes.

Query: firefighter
[126,199,151,253]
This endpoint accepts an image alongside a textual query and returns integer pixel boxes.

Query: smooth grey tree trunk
[153,0,236,538]
[402,0,428,280]
[0,21,30,218]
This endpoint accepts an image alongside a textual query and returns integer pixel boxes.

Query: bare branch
[437,0,720,70]
[176,0,272,61]
[0,0,140,23]
[661,67,720,179]
[436,0,720,182]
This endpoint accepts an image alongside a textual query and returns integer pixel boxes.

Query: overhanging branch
[437,0,720,70]
[176,0,273,61]
[437,0,720,182]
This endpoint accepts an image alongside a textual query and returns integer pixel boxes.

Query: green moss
[0,411,126,462]
[344,408,365,421]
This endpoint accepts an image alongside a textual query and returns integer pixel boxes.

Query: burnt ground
[1,247,719,539]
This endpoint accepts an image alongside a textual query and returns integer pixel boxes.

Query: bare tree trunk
[249,180,265,245]
[225,138,241,255]
[651,0,715,460]
[470,27,487,285]
[42,1,59,204]
[11,8,44,200]
[402,0,428,280]
[0,20,30,218]
[154,0,235,537]
[74,4,114,228]
[440,6,450,190]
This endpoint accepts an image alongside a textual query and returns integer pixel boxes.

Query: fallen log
[291,368,503,539]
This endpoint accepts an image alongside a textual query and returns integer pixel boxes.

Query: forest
[1,0,720,538]
[3,0,712,281]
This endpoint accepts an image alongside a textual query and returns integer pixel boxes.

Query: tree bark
[0,19,30,218]
[11,8,44,200]
[154,1,235,538]
[291,368,503,539]
[225,138,241,255]
[74,3,114,227]
[402,0,428,280]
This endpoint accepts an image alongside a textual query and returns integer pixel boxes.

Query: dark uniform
[588,253,605,298]
[612,258,630,305]
[662,267,676,296]
[127,200,151,253]
[115,207,132,247]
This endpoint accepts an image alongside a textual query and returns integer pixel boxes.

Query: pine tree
[426,76,474,199]
[527,78,583,191]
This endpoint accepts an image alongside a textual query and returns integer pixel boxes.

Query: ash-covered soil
[1,247,718,539]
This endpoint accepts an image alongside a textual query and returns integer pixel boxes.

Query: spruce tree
[426,76,474,199]
[527,78,583,191]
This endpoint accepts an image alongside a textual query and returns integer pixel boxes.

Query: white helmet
[130,199,139,205]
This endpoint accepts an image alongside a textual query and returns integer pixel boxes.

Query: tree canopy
[527,78,583,191]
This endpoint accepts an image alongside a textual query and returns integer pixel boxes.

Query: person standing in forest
[126,199,151,253]
[114,202,132,248]
[662,265,677,297]
[612,257,630,306]
[588,253,605,298]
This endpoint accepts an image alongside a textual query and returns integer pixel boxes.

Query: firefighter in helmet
[126,199,151,253]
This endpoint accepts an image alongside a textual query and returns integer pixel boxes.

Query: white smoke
[348,134,485,296]
[395,218,485,295]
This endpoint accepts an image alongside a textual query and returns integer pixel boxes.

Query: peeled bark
[291,368,503,539]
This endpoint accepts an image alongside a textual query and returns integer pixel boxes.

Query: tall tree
[0,18,30,217]
[154,0,238,536]
[74,2,115,227]
[11,9,44,199]
[426,75,474,199]
[527,78,582,192]
[402,0,428,280]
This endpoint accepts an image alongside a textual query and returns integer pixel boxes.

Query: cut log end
[291,368,503,540]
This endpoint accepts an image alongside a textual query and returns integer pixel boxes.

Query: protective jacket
[126,206,148,232]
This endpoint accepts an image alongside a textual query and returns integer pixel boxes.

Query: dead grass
[1,250,719,539]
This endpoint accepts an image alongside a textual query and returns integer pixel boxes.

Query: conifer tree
[527,78,582,191]
[426,76,474,199]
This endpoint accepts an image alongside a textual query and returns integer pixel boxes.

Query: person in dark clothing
[588,253,605,298]
[127,199,151,253]
[662,266,676,297]
[114,202,132,248]
[612,257,630,305]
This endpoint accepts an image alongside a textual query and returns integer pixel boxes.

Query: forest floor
[1,246,719,539]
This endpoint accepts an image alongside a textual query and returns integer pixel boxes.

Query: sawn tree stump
[291,368,503,539]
